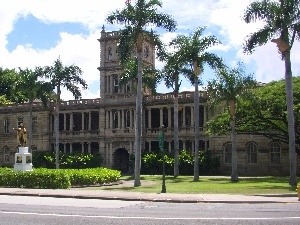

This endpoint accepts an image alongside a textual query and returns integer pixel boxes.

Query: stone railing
[0,98,101,113]
[144,91,208,104]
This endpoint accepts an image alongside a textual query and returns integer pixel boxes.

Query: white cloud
[1,0,299,100]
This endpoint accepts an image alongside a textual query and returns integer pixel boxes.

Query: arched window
[3,146,10,163]
[108,47,112,60]
[113,74,119,93]
[224,142,232,164]
[246,142,257,163]
[125,110,130,128]
[113,110,118,129]
[3,118,9,134]
[270,142,281,164]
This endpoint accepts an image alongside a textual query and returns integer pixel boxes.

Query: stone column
[121,110,124,128]
[63,113,66,131]
[168,107,172,128]
[118,110,121,128]
[70,113,73,131]
[148,108,152,128]
[160,108,163,126]
[88,142,91,154]
[81,112,85,131]
[89,112,92,130]
[81,142,84,153]
[105,111,109,128]
[110,111,113,129]
[110,142,113,164]
[191,106,194,127]
[183,106,186,127]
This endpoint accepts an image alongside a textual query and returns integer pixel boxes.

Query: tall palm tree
[119,57,161,95]
[169,27,223,181]
[17,67,53,153]
[243,0,299,185]
[161,53,181,177]
[106,0,176,187]
[161,52,194,177]
[207,63,256,182]
[42,57,88,169]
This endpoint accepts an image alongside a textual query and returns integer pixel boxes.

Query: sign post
[159,125,166,193]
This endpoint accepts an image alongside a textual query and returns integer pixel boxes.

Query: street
[0,195,299,225]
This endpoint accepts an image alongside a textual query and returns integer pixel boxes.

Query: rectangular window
[113,75,119,93]
[4,147,10,163]
[224,143,232,164]
[17,117,23,127]
[32,116,38,134]
[3,118,9,134]
[247,143,257,163]
[125,110,130,128]
[270,142,281,164]
[113,110,118,129]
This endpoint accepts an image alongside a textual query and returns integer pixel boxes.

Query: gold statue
[13,123,27,147]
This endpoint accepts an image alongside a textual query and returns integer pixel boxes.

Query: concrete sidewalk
[0,180,299,203]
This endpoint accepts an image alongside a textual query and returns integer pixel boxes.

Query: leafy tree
[106,0,176,187]
[243,0,300,185]
[42,57,88,169]
[206,76,300,152]
[0,67,24,103]
[0,95,13,104]
[17,67,54,152]
[206,62,257,182]
[169,27,223,181]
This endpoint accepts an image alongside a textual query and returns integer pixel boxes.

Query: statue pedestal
[14,147,33,172]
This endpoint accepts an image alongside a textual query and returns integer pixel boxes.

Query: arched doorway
[113,148,129,173]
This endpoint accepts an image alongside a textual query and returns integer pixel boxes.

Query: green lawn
[99,176,298,195]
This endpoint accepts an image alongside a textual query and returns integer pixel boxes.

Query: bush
[32,151,102,169]
[141,150,220,175]
[0,167,121,189]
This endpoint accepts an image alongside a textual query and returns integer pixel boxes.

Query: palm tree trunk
[193,75,200,181]
[284,51,297,185]
[173,75,179,177]
[134,33,143,187]
[28,102,33,153]
[230,100,238,182]
[55,85,60,169]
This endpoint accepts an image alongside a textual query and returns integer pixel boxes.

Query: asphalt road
[0,195,299,225]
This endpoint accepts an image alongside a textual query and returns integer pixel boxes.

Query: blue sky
[1,0,299,100]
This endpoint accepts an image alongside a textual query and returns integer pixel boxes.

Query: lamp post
[159,125,166,193]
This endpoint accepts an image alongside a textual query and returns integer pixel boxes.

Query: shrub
[141,150,220,175]
[32,151,102,169]
[0,167,121,189]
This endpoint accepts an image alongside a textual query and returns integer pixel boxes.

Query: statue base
[14,147,33,172]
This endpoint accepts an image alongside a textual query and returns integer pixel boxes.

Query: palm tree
[17,67,53,153]
[106,0,176,187]
[119,57,161,95]
[169,27,223,181]
[42,57,88,169]
[207,62,256,182]
[161,54,181,177]
[161,51,194,177]
[243,0,299,185]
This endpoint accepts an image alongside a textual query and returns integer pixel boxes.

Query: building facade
[0,28,298,176]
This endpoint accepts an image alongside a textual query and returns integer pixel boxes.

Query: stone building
[0,28,298,176]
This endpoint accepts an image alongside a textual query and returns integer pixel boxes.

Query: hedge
[0,167,121,189]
